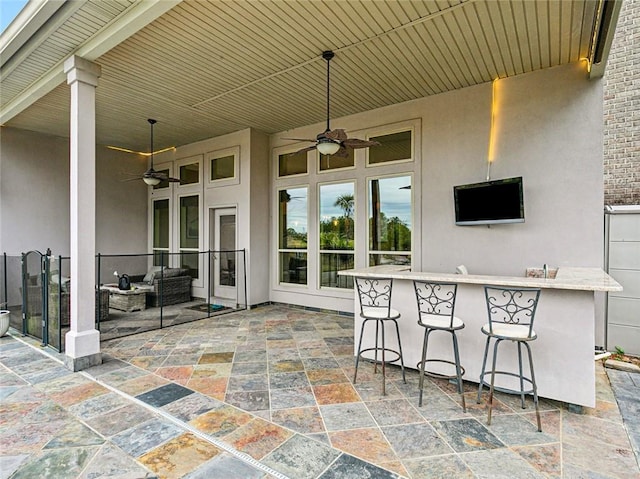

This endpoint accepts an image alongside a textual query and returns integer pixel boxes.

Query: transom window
[208,146,239,185]
[279,150,308,177]
[180,163,199,185]
[368,130,412,165]
[210,155,234,181]
[319,148,354,171]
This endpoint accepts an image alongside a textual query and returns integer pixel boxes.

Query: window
[211,155,234,180]
[179,195,199,277]
[368,130,412,165]
[319,149,354,171]
[153,199,169,266]
[278,187,308,284]
[208,146,239,185]
[279,150,308,177]
[319,182,355,289]
[369,176,412,266]
[180,163,199,185]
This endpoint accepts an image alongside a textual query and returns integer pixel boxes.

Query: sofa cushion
[162,268,189,279]
[143,266,166,284]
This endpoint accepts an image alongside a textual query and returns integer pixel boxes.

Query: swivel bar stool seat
[477,286,542,431]
[413,281,466,411]
[353,277,406,395]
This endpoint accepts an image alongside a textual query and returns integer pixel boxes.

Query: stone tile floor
[0,304,638,478]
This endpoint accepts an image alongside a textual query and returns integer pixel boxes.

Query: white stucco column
[63,55,102,371]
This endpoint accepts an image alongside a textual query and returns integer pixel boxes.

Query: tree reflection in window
[320,183,355,288]
[369,176,412,266]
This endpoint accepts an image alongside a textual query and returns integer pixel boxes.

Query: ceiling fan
[285,50,380,158]
[124,119,179,186]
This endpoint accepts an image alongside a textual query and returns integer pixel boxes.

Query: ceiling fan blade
[121,176,143,182]
[282,137,317,142]
[342,138,381,149]
[325,129,347,141]
[150,171,180,182]
[293,144,318,155]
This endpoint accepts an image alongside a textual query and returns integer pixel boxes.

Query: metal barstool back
[477,286,542,431]
[414,281,466,410]
[354,277,406,395]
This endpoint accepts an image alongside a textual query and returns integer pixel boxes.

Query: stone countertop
[338,265,622,292]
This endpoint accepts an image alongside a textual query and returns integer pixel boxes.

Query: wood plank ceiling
[2,0,598,152]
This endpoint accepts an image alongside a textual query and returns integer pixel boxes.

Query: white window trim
[206,146,240,187]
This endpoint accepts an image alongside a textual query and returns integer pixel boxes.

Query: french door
[210,208,236,300]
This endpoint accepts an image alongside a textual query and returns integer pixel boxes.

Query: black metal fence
[0,249,247,352]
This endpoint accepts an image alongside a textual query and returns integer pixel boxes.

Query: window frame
[277,185,309,287]
[366,173,414,268]
[151,197,171,268]
[176,154,203,188]
[275,145,310,179]
[317,180,356,290]
[206,146,240,187]
[177,192,201,282]
[317,148,356,174]
[365,125,415,168]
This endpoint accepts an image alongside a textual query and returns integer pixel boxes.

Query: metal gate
[21,250,47,343]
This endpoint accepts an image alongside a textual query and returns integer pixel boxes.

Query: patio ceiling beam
[0,0,182,125]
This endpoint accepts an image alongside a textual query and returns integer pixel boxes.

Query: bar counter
[339,266,622,407]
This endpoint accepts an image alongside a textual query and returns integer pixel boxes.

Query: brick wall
[604,0,640,206]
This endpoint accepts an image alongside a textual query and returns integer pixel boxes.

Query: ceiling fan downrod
[148,118,157,168]
[322,50,334,134]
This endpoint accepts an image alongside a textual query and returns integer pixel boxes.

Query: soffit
[2,0,600,152]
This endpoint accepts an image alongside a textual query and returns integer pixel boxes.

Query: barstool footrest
[479,370,535,396]
[357,347,402,366]
[417,359,466,380]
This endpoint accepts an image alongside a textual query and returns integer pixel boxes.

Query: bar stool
[353,277,406,395]
[477,286,542,431]
[413,281,466,411]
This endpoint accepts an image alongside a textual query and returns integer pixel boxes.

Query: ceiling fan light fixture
[143,176,161,186]
[317,138,340,156]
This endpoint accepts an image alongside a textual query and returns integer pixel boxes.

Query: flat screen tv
[453,176,524,225]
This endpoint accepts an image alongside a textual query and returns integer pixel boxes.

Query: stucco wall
[0,126,148,256]
[424,63,603,276]
[270,63,604,315]
[154,128,270,306]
